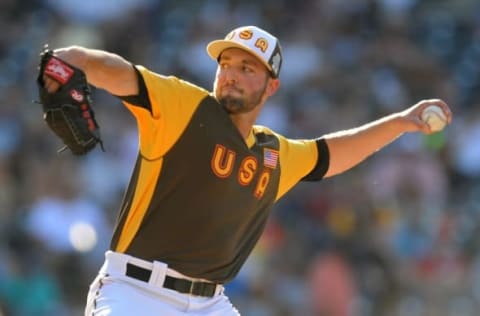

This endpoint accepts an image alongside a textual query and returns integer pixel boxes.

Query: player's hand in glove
[36,46,104,155]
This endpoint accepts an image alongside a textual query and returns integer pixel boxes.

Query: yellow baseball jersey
[110,66,329,283]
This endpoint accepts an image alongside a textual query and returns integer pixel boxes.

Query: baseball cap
[206,26,283,78]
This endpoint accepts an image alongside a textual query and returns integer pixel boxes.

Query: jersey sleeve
[121,65,209,159]
[274,132,329,201]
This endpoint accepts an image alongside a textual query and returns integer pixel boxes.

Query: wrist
[54,46,88,70]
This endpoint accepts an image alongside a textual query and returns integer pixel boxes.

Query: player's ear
[265,78,280,97]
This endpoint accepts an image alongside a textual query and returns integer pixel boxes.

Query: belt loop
[149,260,168,288]
[189,281,194,295]
[103,251,129,276]
[217,284,224,296]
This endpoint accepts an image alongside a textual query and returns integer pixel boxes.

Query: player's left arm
[323,98,452,178]
[273,132,327,201]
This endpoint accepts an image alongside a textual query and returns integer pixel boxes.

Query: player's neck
[230,108,260,140]
[229,112,257,140]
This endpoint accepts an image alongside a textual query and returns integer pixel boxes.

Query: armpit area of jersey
[115,65,151,111]
[302,138,330,181]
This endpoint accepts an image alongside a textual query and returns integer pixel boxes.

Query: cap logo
[239,30,253,40]
[226,31,236,40]
[255,38,269,53]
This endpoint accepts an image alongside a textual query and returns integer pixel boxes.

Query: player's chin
[219,97,248,114]
[219,98,254,114]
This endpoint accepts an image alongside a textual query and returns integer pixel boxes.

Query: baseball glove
[36,47,103,155]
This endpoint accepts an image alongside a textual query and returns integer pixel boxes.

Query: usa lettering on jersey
[211,144,272,199]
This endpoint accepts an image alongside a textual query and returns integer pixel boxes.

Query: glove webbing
[48,105,104,154]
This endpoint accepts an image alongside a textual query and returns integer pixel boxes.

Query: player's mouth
[221,85,242,96]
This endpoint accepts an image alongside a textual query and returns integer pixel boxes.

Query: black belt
[125,263,218,297]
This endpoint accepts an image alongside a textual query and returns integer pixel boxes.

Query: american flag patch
[263,148,279,169]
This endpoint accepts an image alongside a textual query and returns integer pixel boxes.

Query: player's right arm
[42,45,138,96]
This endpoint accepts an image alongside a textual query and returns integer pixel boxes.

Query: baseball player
[40,26,452,315]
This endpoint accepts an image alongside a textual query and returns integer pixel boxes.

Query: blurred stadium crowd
[1,0,480,315]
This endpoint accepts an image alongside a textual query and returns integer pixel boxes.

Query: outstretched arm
[323,99,452,178]
[42,45,138,96]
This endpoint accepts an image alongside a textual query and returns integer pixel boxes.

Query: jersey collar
[245,129,256,148]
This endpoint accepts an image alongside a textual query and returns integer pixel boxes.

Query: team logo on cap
[226,31,236,40]
[239,30,253,40]
[255,38,268,53]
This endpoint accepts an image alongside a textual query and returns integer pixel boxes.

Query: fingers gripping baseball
[403,99,452,134]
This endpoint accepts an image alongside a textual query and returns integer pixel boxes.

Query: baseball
[421,105,447,132]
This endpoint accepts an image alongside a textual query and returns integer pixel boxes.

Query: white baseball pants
[84,251,240,315]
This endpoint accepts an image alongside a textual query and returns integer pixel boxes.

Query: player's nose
[219,68,238,85]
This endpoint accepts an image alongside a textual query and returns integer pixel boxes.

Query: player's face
[214,48,275,114]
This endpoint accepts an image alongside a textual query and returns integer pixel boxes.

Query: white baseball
[421,105,447,132]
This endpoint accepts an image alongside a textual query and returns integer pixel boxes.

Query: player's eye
[242,66,254,73]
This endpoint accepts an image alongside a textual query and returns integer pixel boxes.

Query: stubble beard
[218,84,267,115]
[219,96,251,114]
